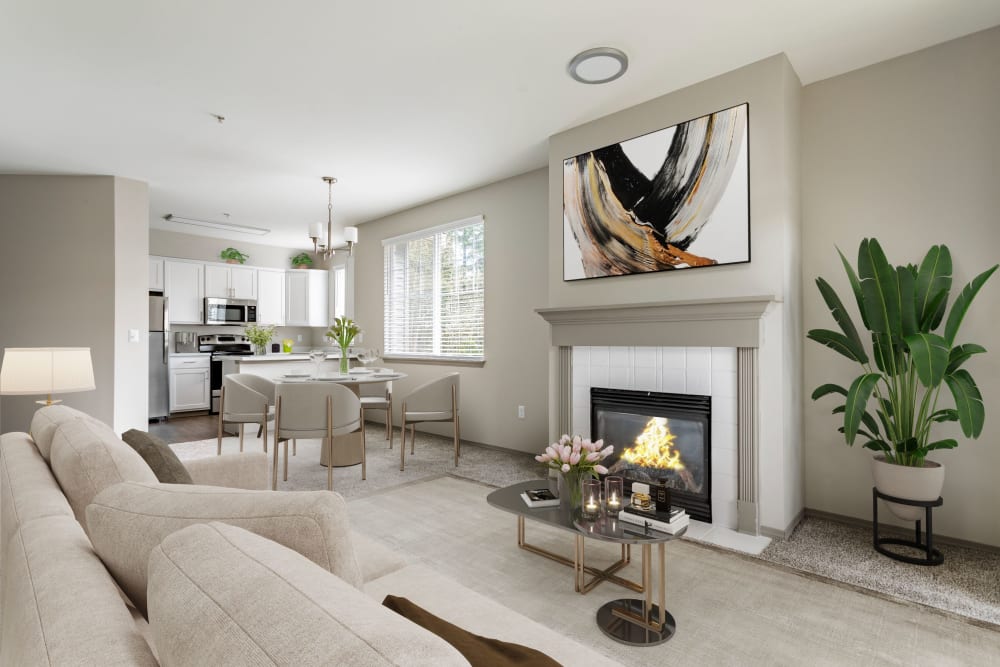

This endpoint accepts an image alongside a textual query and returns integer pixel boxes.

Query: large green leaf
[811,383,848,400]
[945,369,985,438]
[871,332,905,376]
[858,239,901,337]
[946,344,986,375]
[843,373,882,444]
[862,439,892,455]
[897,265,918,338]
[914,245,952,331]
[929,408,958,423]
[815,277,868,363]
[903,332,949,388]
[944,265,999,345]
[807,329,867,363]
[926,439,958,451]
[838,246,870,329]
[831,406,880,439]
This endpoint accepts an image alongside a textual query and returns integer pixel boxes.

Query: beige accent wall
[547,54,804,535]
[0,176,147,433]
[353,170,550,451]
[802,26,1000,546]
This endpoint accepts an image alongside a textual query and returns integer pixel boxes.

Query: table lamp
[0,347,96,406]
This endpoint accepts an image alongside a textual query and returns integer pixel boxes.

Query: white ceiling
[2,1,998,249]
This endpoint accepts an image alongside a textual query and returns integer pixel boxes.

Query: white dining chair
[272,382,363,491]
[399,373,460,472]
[218,374,275,456]
[359,380,393,449]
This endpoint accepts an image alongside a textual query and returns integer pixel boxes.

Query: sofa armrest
[85,482,363,615]
[184,452,269,490]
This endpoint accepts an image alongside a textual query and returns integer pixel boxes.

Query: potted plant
[244,324,276,356]
[291,252,313,270]
[809,238,997,519]
[220,247,249,265]
[325,317,360,374]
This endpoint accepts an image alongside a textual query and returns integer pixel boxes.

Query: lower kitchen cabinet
[169,356,210,412]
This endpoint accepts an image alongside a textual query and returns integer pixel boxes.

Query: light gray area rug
[760,515,1000,626]
[348,476,1000,666]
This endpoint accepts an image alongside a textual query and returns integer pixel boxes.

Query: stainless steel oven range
[197,334,253,414]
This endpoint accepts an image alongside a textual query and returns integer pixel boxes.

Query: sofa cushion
[121,429,193,484]
[0,432,74,554]
[49,419,157,530]
[86,482,364,615]
[383,595,559,666]
[147,522,468,666]
[28,404,109,462]
[1,515,157,666]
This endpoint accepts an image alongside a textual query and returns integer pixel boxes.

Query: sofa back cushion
[121,429,193,484]
[86,482,364,615]
[0,433,74,556]
[1,515,157,666]
[49,419,156,531]
[147,522,467,666]
[29,404,108,462]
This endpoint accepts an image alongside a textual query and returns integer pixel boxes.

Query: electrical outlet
[517,405,525,419]
[297,334,303,342]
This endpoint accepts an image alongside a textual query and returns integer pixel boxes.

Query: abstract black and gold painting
[563,103,749,281]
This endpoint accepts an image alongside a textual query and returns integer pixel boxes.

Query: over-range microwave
[204,297,258,325]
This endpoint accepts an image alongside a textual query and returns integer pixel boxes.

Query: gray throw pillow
[120,429,193,484]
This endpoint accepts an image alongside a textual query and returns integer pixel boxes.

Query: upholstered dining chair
[359,380,393,449]
[399,373,459,472]
[272,382,363,491]
[218,374,276,456]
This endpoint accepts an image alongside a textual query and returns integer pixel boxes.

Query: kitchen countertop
[236,353,355,363]
[169,352,204,357]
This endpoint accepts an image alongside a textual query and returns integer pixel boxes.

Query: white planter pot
[871,455,944,521]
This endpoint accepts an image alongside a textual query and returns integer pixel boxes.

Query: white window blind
[383,216,485,361]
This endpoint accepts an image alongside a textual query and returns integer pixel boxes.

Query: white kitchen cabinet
[149,257,164,291]
[256,269,286,326]
[168,356,210,412]
[285,269,328,327]
[205,264,257,299]
[164,260,205,324]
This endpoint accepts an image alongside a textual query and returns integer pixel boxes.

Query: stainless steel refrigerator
[149,296,170,420]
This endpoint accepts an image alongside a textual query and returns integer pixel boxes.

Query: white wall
[802,26,1000,546]
[547,54,804,535]
[353,170,550,451]
[150,229,314,270]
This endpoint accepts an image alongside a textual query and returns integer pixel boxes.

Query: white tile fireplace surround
[571,346,739,529]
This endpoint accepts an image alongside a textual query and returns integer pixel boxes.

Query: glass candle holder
[581,478,601,520]
[604,476,623,517]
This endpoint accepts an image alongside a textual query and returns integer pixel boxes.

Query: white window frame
[382,215,485,363]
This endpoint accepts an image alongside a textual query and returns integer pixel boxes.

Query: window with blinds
[383,215,485,361]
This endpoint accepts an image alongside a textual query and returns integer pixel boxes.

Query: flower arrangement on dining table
[535,435,614,510]
[325,317,361,373]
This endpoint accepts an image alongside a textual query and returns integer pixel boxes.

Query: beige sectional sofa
[0,405,619,666]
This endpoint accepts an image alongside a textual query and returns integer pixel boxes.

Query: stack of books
[619,504,688,534]
[520,488,560,508]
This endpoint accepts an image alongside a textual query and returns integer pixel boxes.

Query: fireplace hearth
[591,387,712,522]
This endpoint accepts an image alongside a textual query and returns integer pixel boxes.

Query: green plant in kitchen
[325,316,360,374]
[809,238,997,467]
[244,323,277,355]
[220,247,249,264]
[291,252,314,269]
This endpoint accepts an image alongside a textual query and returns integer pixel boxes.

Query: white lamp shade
[309,222,324,240]
[344,226,359,244]
[0,348,96,396]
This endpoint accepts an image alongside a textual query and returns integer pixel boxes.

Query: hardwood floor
[149,413,219,444]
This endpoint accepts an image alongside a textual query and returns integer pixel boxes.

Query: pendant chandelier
[309,176,358,259]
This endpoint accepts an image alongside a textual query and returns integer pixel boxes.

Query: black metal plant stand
[872,488,943,566]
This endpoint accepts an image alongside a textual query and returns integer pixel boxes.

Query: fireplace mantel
[536,295,777,348]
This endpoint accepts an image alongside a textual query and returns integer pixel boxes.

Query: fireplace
[591,387,712,522]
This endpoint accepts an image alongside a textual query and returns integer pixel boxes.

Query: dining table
[272,369,407,468]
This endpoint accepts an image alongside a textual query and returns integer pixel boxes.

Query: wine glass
[308,349,326,379]
[356,347,376,370]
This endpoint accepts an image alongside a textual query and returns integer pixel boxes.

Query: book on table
[619,510,689,535]
[520,488,560,508]
[623,505,686,524]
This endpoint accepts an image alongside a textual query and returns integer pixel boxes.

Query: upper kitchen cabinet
[285,269,328,327]
[149,257,165,291]
[256,268,285,326]
[205,264,257,299]
[164,259,205,324]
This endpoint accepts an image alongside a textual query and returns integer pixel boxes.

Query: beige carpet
[348,475,1000,666]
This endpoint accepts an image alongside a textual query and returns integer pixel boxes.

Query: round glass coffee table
[487,480,685,646]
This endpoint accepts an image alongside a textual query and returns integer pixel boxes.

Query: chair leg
[217,387,225,456]
[388,405,394,449]
[454,415,460,467]
[257,424,263,438]
[293,439,297,456]
[327,395,334,492]
[262,417,267,454]
[283,441,288,482]
[410,425,416,455]
[239,423,245,453]
[272,398,282,490]
[361,420,367,481]
[400,415,407,471]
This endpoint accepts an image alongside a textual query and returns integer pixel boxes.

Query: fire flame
[621,418,685,470]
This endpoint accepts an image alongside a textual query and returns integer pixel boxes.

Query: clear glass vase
[558,469,585,516]
[339,347,350,373]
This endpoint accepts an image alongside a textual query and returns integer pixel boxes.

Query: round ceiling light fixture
[567,47,628,84]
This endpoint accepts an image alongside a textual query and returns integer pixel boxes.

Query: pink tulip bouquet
[535,434,614,476]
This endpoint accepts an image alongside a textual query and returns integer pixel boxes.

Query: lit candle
[607,494,620,509]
